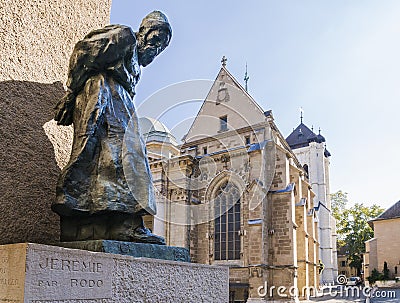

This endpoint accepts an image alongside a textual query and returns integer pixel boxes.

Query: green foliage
[330,191,384,275]
[331,190,348,219]
[367,264,391,284]
[330,190,349,245]
[367,268,383,284]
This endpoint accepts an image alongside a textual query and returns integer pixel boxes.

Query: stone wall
[0,0,112,244]
[0,0,112,83]
[364,238,377,281]
[292,141,337,284]
[373,219,400,277]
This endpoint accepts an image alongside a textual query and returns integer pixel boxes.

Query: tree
[330,191,384,275]
[367,268,383,284]
[331,190,348,218]
[330,190,349,247]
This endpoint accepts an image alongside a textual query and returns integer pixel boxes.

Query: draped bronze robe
[52,25,156,218]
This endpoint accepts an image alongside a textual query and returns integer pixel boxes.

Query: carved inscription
[0,245,26,302]
[38,258,103,272]
[0,279,18,286]
[25,248,112,301]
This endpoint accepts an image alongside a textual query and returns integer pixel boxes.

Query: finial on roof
[244,63,249,92]
[319,127,321,135]
[300,107,304,123]
[311,125,314,132]
[221,56,227,67]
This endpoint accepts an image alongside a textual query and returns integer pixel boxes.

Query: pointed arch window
[214,182,241,260]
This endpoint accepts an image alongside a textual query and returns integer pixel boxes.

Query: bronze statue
[52,11,171,245]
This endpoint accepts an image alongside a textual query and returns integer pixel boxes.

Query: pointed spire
[300,107,304,124]
[221,56,227,67]
[244,63,249,92]
[316,127,326,143]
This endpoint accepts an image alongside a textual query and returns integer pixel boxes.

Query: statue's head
[137,11,172,67]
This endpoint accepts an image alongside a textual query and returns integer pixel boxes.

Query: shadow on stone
[0,80,65,245]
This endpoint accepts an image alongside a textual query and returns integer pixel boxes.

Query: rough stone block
[0,243,229,302]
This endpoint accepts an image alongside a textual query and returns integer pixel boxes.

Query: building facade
[142,64,324,302]
[364,200,400,282]
[337,246,357,278]
[286,122,338,284]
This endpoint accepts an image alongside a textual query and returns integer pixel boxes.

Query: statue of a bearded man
[52,11,171,245]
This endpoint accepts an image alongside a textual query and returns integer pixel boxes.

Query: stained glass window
[214,182,241,260]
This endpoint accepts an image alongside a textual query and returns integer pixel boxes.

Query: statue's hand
[54,91,75,126]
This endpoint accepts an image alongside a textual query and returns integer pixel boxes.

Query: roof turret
[286,122,329,154]
[286,123,316,149]
[139,117,178,146]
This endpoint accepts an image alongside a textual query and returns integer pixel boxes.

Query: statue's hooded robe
[52,25,156,217]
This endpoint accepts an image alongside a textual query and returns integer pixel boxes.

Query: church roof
[140,117,170,133]
[139,117,178,146]
[373,200,400,221]
[286,123,316,149]
[286,122,328,151]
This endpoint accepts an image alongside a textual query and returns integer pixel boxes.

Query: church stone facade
[286,123,338,284]
[142,65,324,302]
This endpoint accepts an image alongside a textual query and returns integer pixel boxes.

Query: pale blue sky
[111,1,400,209]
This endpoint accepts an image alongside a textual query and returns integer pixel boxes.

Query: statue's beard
[138,48,157,67]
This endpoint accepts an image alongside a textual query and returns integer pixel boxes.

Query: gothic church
[140,61,337,302]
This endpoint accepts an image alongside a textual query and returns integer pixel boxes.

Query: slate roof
[338,245,350,256]
[270,183,295,194]
[286,123,330,156]
[247,140,270,152]
[314,201,331,212]
[373,200,400,221]
[286,123,318,149]
[195,140,271,159]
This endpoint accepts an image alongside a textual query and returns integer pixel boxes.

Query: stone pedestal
[59,240,190,262]
[0,243,228,302]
